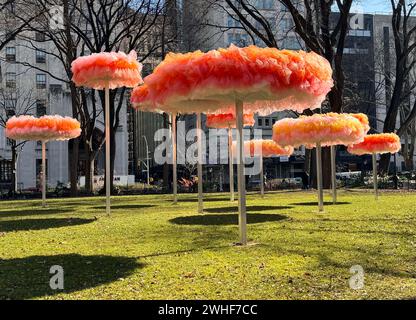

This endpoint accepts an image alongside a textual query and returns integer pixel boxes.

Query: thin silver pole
[236,100,247,245]
[105,84,111,216]
[197,113,203,213]
[172,113,177,204]
[142,135,150,185]
[260,153,264,197]
[228,124,234,202]
[372,153,378,200]
[42,141,46,207]
[316,142,324,212]
[330,145,337,204]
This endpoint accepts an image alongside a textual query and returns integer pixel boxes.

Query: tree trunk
[85,146,95,194]
[163,112,170,191]
[109,127,116,194]
[310,148,317,188]
[10,144,17,195]
[68,137,79,196]
[322,147,331,189]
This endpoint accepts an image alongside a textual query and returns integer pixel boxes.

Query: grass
[0,189,415,300]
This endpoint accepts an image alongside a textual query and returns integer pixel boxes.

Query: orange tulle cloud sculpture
[272,113,370,148]
[141,45,333,114]
[233,139,293,157]
[347,133,401,155]
[6,115,81,141]
[72,50,143,90]
[131,84,152,109]
[206,112,255,128]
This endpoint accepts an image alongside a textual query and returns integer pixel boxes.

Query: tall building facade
[0,31,130,192]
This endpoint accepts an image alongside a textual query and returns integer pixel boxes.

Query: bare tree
[0,1,41,51]
[12,0,176,194]
[204,0,353,187]
[378,0,416,173]
[0,88,36,194]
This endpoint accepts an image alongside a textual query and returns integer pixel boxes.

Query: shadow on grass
[0,218,95,232]
[290,201,351,206]
[0,254,141,299]
[170,213,287,225]
[0,208,73,219]
[92,204,154,210]
[204,205,292,214]
[169,197,228,203]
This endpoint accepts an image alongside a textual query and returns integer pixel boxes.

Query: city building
[0,31,130,192]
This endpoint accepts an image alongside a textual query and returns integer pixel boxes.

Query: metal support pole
[236,100,247,245]
[105,84,111,215]
[42,141,46,207]
[372,153,378,200]
[197,113,203,213]
[316,142,324,212]
[228,125,234,202]
[260,154,264,197]
[172,113,177,204]
[330,145,337,204]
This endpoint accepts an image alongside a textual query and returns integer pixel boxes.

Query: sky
[348,0,392,14]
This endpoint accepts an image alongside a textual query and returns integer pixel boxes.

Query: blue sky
[348,0,392,14]
[354,0,391,13]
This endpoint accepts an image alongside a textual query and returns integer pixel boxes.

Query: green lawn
[0,190,415,300]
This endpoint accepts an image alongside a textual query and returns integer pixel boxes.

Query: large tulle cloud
[136,45,333,115]
[206,112,255,129]
[6,115,81,141]
[347,133,401,155]
[72,51,143,90]
[233,139,294,157]
[272,113,370,148]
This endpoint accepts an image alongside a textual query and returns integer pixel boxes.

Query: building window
[265,118,270,127]
[5,72,16,88]
[36,49,46,63]
[5,2,15,14]
[5,99,16,117]
[0,160,12,183]
[227,32,249,46]
[5,47,16,62]
[272,118,277,125]
[6,138,13,146]
[35,32,46,42]
[257,118,263,126]
[255,0,273,9]
[36,74,46,89]
[36,100,47,116]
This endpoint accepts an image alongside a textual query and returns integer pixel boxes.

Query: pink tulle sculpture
[272,113,370,148]
[131,84,151,108]
[6,115,81,141]
[206,112,255,128]
[72,50,143,89]
[347,133,401,155]
[233,139,293,157]
[140,45,333,114]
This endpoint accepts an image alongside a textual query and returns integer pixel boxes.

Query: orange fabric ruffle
[138,45,333,114]
[347,133,401,155]
[6,115,81,141]
[233,139,293,157]
[72,51,143,90]
[206,112,255,128]
[272,113,370,148]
